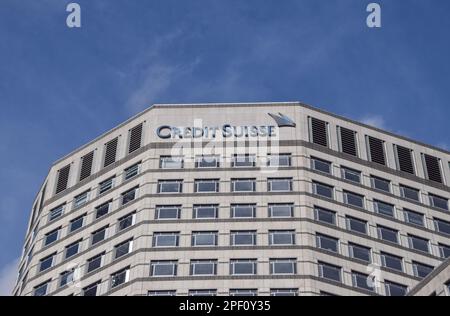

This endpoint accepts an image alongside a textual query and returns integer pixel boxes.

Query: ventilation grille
[55,165,70,194]
[396,145,415,174]
[104,138,118,168]
[424,154,442,183]
[128,123,143,154]
[340,127,357,156]
[368,136,386,165]
[310,118,328,147]
[79,151,94,181]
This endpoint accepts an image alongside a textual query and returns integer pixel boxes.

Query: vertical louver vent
[310,117,328,147]
[104,138,118,168]
[55,165,70,194]
[396,145,415,175]
[367,136,386,165]
[339,127,357,156]
[423,154,442,183]
[128,123,143,154]
[79,151,94,181]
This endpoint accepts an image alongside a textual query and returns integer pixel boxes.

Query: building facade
[13,102,450,296]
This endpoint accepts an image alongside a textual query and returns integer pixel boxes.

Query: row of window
[149,288,298,296]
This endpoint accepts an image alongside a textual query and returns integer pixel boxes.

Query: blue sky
[0,0,449,294]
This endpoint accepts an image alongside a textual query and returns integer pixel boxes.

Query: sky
[1,0,450,295]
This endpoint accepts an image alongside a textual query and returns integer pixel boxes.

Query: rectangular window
[341,167,361,183]
[346,216,367,234]
[194,179,219,193]
[95,201,111,219]
[193,205,218,219]
[374,200,395,217]
[231,204,256,218]
[150,260,178,277]
[69,214,85,233]
[268,203,294,218]
[312,181,333,199]
[87,253,104,273]
[230,231,257,246]
[429,194,448,211]
[367,136,386,165]
[65,240,81,259]
[380,252,403,272]
[155,205,181,220]
[195,155,219,168]
[352,271,373,291]
[439,243,450,258]
[270,288,298,296]
[377,226,398,244]
[423,154,443,183]
[311,157,332,174]
[268,178,292,192]
[400,185,420,202]
[189,289,217,296]
[83,281,101,296]
[229,289,258,296]
[158,180,182,193]
[267,154,291,167]
[370,176,391,193]
[269,230,295,245]
[403,209,424,227]
[153,232,179,247]
[34,280,50,296]
[318,261,341,282]
[231,178,256,192]
[339,126,358,157]
[118,212,135,231]
[190,260,217,276]
[316,233,339,253]
[348,243,371,263]
[230,259,257,275]
[148,290,176,296]
[124,162,140,180]
[44,228,60,246]
[385,281,407,296]
[412,261,434,279]
[103,138,118,168]
[39,253,55,272]
[434,218,450,235]
[60,270,75,288]
[91,226,108,245]
[270,259,296,275]
[111,267,130,288]
[49,204,65,222]
[310,117,329,147]
[395,145,415,175]
[408,235,429,253]
[73,191,89,208]
[232,154,256,167]
[122,186,138,205]
[314,207,336,225]
[343,190,365,209]
[99,177,114,195]
[160,156,184,169]
[114,239,133,259]
[192,231,218,247]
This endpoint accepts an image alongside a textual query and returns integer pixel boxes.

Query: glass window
[74,191,89,208]
[190,260,217,275]
[230,231,257,246]
[311,157,332,174]
[95,201,111,219]
[34,281,50,296]
[429,194,448,210]
[65,240,81,259]
[231,204,256,218]
[318,261,341,282]
[230,259,257,275]
[148,290,177,296]
[118,212,135,231]
[316,233,339,253]
[343,191,364,208]
[91,226,108,245]
[124,163,140,180]
[39,253,55,272]
[111,267,130,288]
[114,239,132,259]
[439,243,450,258]
[346,216,367,234]
[150,260,178,277]
[377,225,398,244]
[49,204,64,222]
[70,214,85,232]
[370,176,391,192]
[231,179,256,192]
[380,252,403,272]
[434,218,450,235]
[269,230,295,245]
[189,289,217,296]
[160,156,183,169]
[268,178,292,192]
[44,228,60,246]
[385,281,407,296]
[192,231,218,246]
[267,154,291,167]
[352,271,374,291]
[312,181,333,199]
[341,167,361,183]
[194,179,219,193]
[60,270,75,287]
[270,288,298,296]
[412,261,434,279]
[99,177,114,195]
[229,289,258,296]
[232,154,256,167]
[87,253,104,273]
[408,235,429,253]
[153,232,179,247]
[374,200,394,217]
[193,205,218,219]
[196,155,219,168]
[268,203,294,218]
[349,243,371,263]
[270,259,296,275]
[83,281,101,296]
[155,205,181,220]
[158,180,182,193]
[122,186,138,205]
[314,207,336,225]
[400,185,420,202]
[404,209,424,227]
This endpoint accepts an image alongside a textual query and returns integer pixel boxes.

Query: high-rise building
[14,102,450,296]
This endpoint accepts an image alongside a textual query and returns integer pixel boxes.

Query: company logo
[268,113,296,128]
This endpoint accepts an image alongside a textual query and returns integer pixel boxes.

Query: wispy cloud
[360,115,387,129]
[0,257,18,296]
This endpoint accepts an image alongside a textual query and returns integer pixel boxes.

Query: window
[312,181,333,199]
[148,290,176,296]
[400,185,420,202]
[374,200,395,217]
[103,138,118,168]
[439,243,450,258]
[83,281,101,296]
[128,123,143,154]
[44,228,60,246]
[267,154,291,167]
[91,226,108,245]
[270,259,296,275]
[122,187,138,205]
[160,156,183,169]
[231,178,256,192]
[343,190,364,208]
[267,178,292,192]
[87,253,104,273]
[158,180,182,193]
[380,252,403,272]
[65,240,81,259]
[155,205,181,220]
[192,231,218,246]
[194,179,219,193]
[124,162,140,180]
[118,212,136,231]
[69,214,85,232]
[269,230,295,245]
[412,261,433,279]
[39,253,55,272]
[429,194,448,211]
[316,233,339,253]
[230,231,257,246]
[229,289,258,296]
[153,232,179,247]
[318,262,341,282]
[95,201,111,219]
[49,204,64,222]
[408,235,429,253]
[114,239,133,259]
[309,117,329,147]
[311,157,331,174]
[232,154,256,167]
[341,167,361,183]
[434,218,450,235]
[99,177,114,195]
[60,270,75,287]
[73,191,89,208]
[111,267,130,288]
[314,207,336,225]
[196,155,219,168]
[385,281,407,296]
[377,226,398,244]
[190,260,217,276]
[270,289,298,296]
[423,154,443,183]
[34,280,50,296]
[404,209,424,227]
[230,259,257,275]
[193,205,218,219]
[346,216,367,234]
[395,145,415,174]
[151,261,178,277]
[268,203,294,218]
[370,176,391,192]
[231,204,256,218]
[338,126,358,156]
[189,289,217,296]
[348,243,371,262]
[352,271,373,291]
[55,164,71,194]
[367,136,386,165]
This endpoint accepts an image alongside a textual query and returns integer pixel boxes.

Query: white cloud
[360,115,386,129]
[0,258,19,296]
